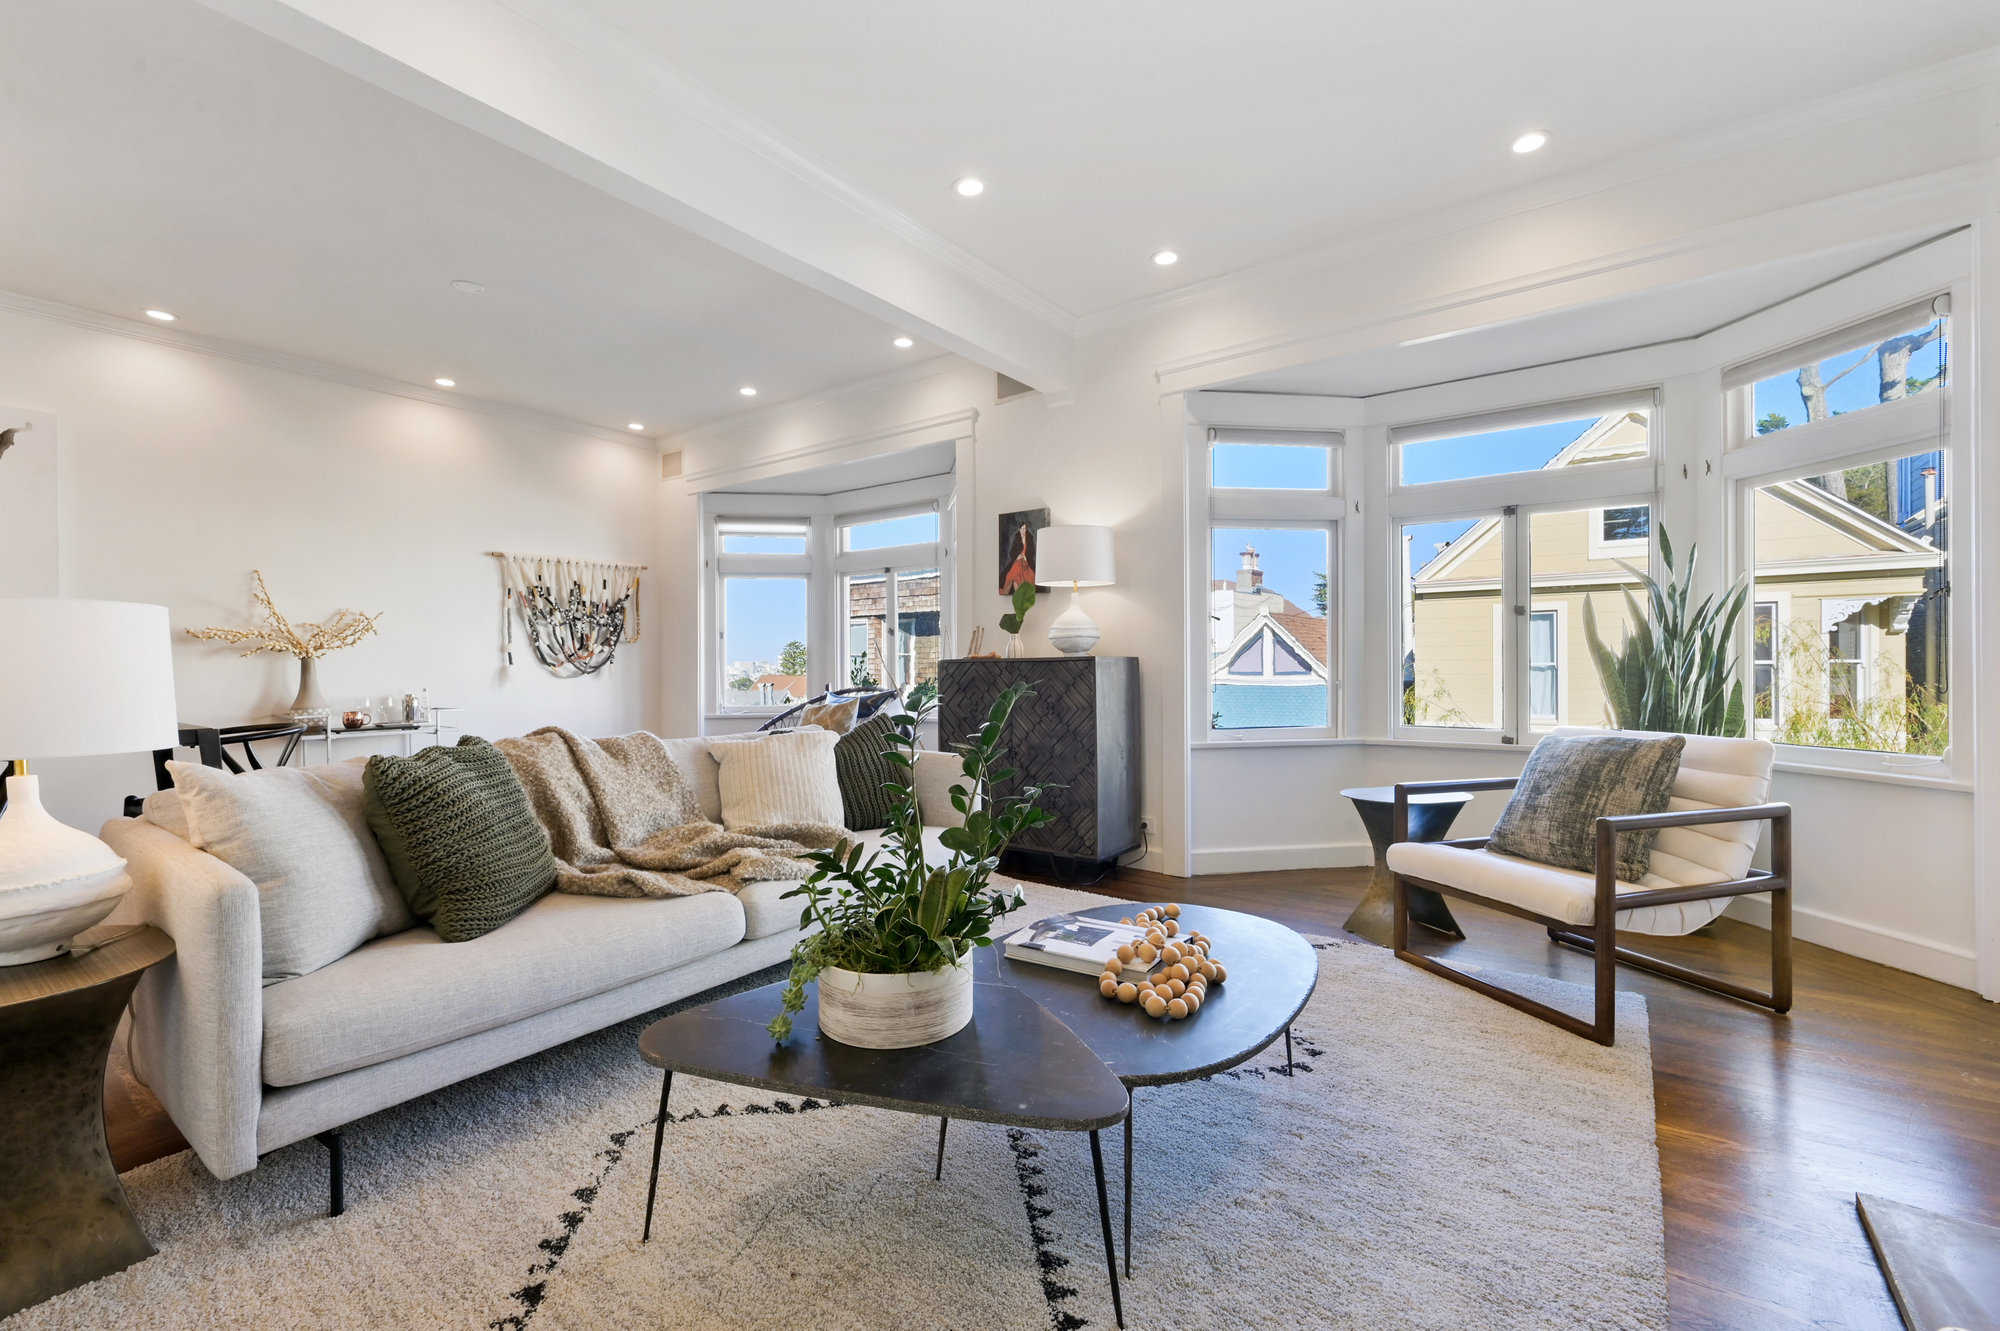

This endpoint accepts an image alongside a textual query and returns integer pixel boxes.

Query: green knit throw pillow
[363,737,558,942]
[834,711,903,831]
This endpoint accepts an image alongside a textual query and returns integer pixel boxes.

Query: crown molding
[676,408,979,488]
[0,288,648,447]
[664,353,973,450]
[1151,158,1995,395]
[492,0,1081,337]
[1083,43,2000,338]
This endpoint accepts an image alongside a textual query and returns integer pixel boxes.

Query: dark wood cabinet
[938,655,1140,872]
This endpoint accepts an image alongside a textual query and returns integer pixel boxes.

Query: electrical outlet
[1138,814,1155,835]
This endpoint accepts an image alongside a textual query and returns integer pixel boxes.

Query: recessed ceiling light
[739,386,758,397]
[433,377,456,388]
[1511,130,1549,154]
[953,176,985,197]
[449,279,486,294]
[893,336,914,348]
[1152,250,1179,267]
[627,422,645,431]
[144,309,176,322]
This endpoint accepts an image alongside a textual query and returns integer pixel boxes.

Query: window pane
[1753,316,1947,436]
[722,576,808,706]
[719,520,808,555]
[1401,517,1495,728]
[1399,409,1650,486]
[1210,527,1329,729]
[1751,450,1947,754]
[1601,506,1650,543]
[1212,443,1330,490]
[1529,507,1651,731]
[844,573,886,688]
[843,511,938,551]
[894,568,942,691]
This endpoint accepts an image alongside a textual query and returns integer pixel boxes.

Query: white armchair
[1384,727,1792,1046]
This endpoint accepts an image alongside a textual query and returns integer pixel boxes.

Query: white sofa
[102,738,968,1208]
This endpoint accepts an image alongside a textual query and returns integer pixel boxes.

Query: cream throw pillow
[170,758,416,984]
[710,729,844,832]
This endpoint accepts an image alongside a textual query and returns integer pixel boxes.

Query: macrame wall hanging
[491,552,646,678]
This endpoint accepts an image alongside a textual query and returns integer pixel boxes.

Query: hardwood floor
[104,864,1999,1329]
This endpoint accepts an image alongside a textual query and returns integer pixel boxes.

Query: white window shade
[1722,299,1943,390]
[1389,391,1656,446]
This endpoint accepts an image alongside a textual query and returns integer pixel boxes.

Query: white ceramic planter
[817,956,975,1049]
[0,775,130,965]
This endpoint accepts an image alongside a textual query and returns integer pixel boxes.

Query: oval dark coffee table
[637,965,1133,1326]
[991,901,1318,1274]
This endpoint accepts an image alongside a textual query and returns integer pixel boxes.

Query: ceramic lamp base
[1047,588,1100,656]
[0,775,129,966]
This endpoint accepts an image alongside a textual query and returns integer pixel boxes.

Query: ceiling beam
[196,0,1075,393]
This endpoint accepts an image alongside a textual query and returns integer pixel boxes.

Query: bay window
[1391,395,1657,743]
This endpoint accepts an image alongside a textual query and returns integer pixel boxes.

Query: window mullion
[1502,505,1526,744]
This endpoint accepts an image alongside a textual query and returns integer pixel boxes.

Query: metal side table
[1340,785,1473,946]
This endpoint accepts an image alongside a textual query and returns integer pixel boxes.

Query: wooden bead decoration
[1211,963,1227,984]
[1136,941,1157,963]
[1167,997,1189,1019]
[1090,905,1223,1022]
[1116,981,1138,1004]
[1100,975,1119,997]
[1143,993,1168,1018]
[1161,944,1181,966]
[1116,943,1136,964]
[1164,903,1181,918]
[1166,978,1186,998]
[1183,989,1201,1013]
[1163,919,1180,937]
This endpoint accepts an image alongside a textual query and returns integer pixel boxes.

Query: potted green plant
[997,581,1036,659]
[1583,526,1749,736]
[767,682,1050,1048]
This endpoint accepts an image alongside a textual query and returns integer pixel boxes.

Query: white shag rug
[10,885,1668,1330]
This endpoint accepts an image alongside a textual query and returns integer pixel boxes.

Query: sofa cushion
[711,729,843,833]
[363,737,559,942]
[261,888,747,1086]
[168,758,414,985]
[1486,732,1685,881]
[732,825,954,940]
[658,737,723,823]
[835,711,903,831]
[140,787,192,841]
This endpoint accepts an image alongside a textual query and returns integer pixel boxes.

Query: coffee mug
[342,711,371,730]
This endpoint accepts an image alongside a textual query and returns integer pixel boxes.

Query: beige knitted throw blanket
[495,726,846,899]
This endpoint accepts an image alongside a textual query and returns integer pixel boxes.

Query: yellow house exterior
[1406,413,1943,743]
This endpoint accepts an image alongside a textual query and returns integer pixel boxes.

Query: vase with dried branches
[186,570,383,718]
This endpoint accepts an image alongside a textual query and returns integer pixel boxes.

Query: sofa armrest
[911,749,970,829]
[101,817,265,1179]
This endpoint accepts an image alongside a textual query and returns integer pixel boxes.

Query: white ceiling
[4,0,1993,439]
[1222,230,1952,397]
[572,0,2000,320]
[0,0,939,437]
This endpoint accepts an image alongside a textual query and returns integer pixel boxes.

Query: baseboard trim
[1726,897,1977,989]
[1190,841,1374,874]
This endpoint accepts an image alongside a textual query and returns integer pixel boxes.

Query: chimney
[1236,545,1263,594]
[1922,467,1938,529]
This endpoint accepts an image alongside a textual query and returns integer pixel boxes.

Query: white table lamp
[0,599,178,964]
[1036,525,1116,656]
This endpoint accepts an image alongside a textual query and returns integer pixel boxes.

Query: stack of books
[1002,914,1155,981]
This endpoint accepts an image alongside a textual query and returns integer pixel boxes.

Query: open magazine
[1003,914,1155,980]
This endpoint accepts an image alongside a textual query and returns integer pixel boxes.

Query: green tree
[1756,412,1790,435]
[1312,572,1328,617]
[778,640,808,676]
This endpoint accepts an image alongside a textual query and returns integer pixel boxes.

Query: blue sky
[1211,526,1326,614]
[1399,417,1596,486]
[1401,518,1481,577]
[1753,319,1945,431]
[1212,443,1329,489]
[723,576,807,670]
[847,511,938,550]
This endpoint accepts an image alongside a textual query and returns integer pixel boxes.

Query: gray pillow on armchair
[1485,732,1686,881]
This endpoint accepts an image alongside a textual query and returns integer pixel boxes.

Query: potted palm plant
[767,682,1050,1048]
[1583,526,1749,736]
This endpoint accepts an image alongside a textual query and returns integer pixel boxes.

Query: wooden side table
[1339,785,1474,946]
[0,922,174,1318]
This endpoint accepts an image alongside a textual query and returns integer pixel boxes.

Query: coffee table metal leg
[641,1069,673,1243]
[1122,1089,1134,1276]
[1285,1025,1293,1073]
[935,1116,949,1181]
[1089,1129,1125,1329]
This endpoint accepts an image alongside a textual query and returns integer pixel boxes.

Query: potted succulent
[767,682,1050,1048]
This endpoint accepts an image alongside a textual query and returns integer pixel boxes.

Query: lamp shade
[0,599,178,758]
[1036,525,1116,587]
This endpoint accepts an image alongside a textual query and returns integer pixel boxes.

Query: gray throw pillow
[835,711,903,831]
[1486,733,1686,881]
[363,737,558,942]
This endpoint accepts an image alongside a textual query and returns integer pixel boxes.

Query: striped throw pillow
[710,729,844,833]
[835,711,903,831]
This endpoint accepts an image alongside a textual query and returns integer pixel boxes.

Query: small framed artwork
[999,508,1049,594]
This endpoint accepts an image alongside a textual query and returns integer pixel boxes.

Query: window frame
[1387,394,1661,746]
[1196,426,1345,742]
[703,475,953,717]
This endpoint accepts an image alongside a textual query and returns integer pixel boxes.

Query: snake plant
[1582,526,1749,737]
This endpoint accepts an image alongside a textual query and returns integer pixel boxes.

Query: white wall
[659,80,2000,991]
[0,306,659,833]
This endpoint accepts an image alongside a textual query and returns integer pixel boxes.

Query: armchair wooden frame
[1390,777,1793,1046]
